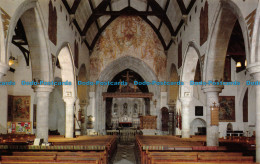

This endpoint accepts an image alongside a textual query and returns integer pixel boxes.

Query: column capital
[63,97,77,105]
[202,85,223,93]
[247,63,260,80]
[179,97,192,106]
[0,62,9,79]
[33,85,54,92]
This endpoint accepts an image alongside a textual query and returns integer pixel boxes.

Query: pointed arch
[203,1,250,81]
[5,0,52,81]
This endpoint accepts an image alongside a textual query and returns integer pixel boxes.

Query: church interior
[0,0,260,163]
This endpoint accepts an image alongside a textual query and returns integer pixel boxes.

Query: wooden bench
[1,162,96,164]
[198,155,254,162]
[147,152,254,164]
[1,155,56,161]
[11,151,107,164]
[56,156,100,163]
[150,155,198,163]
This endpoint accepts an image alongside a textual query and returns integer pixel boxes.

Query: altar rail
[106,129,141,143]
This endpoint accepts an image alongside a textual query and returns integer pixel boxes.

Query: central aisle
[112,144,137,164]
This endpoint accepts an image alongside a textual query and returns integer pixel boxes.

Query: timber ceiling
[62,0,196,51]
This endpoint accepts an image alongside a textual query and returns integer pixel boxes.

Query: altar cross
[123,71,133,85]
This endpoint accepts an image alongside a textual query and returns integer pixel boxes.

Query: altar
[110,98,144,129]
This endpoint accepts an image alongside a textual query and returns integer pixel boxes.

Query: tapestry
[7,122,31,134]
[12,96,30,122]
[219,96,235,122]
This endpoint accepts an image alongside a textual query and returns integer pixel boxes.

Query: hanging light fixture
[236,62,242,67]
[245,59,247,67]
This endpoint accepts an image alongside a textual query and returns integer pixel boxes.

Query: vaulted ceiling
[62,0,196,51]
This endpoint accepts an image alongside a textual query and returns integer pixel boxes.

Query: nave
[1,0,260,163]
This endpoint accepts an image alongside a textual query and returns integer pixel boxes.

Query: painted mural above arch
[90,16,166,82]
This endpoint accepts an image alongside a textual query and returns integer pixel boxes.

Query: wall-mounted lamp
[236,62,241,68]
[8,54,18,66]
[245,60,247,67]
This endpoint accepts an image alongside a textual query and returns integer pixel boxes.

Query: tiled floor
[112,144,137,164]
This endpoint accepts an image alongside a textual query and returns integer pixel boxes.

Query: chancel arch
[94,56,161,134]
[105,69,149,130]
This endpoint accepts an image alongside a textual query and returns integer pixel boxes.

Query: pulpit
[140,116,157,129]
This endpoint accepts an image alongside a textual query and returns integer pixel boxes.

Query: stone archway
[181,42,201,97]
[168,64,179,105]
[190,118,206,135]
[77,64,88,134]
[5,0,52,81]
[247,2,260,162]
[179,42,201,138]
[56,43,77,138]
[203,1,250,81]
[95,56,161,134]
[202,0,249,146]
[3,0,53,142]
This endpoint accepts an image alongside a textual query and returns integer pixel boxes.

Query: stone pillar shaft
[247,65,260,162]
[255,84,260,162]
[34,86,53,143]
[180,97,192,138]
[64,98,76,138]
[203,86,223,146]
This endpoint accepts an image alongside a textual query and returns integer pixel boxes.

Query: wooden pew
[1,162,96,164]
[11,151,107,164]
[56,156,100,163]
[147,152,254,164]
[198,155,254,162]
[1,155,56,162]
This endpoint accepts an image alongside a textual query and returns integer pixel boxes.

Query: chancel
[0,0,260,163]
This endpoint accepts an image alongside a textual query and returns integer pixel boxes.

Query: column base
[181,129,190,138]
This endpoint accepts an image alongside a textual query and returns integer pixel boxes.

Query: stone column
[0,62,9,79]
[64,97,76,138]
[33,85,53,143]
[247,64,260,162]
[203,85,223,146]
[180,97,192,138]
[79,102,87,135]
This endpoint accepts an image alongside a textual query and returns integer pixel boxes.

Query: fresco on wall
[219,96,235,122]
[0,7,10,38]
[90,16,166,81]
